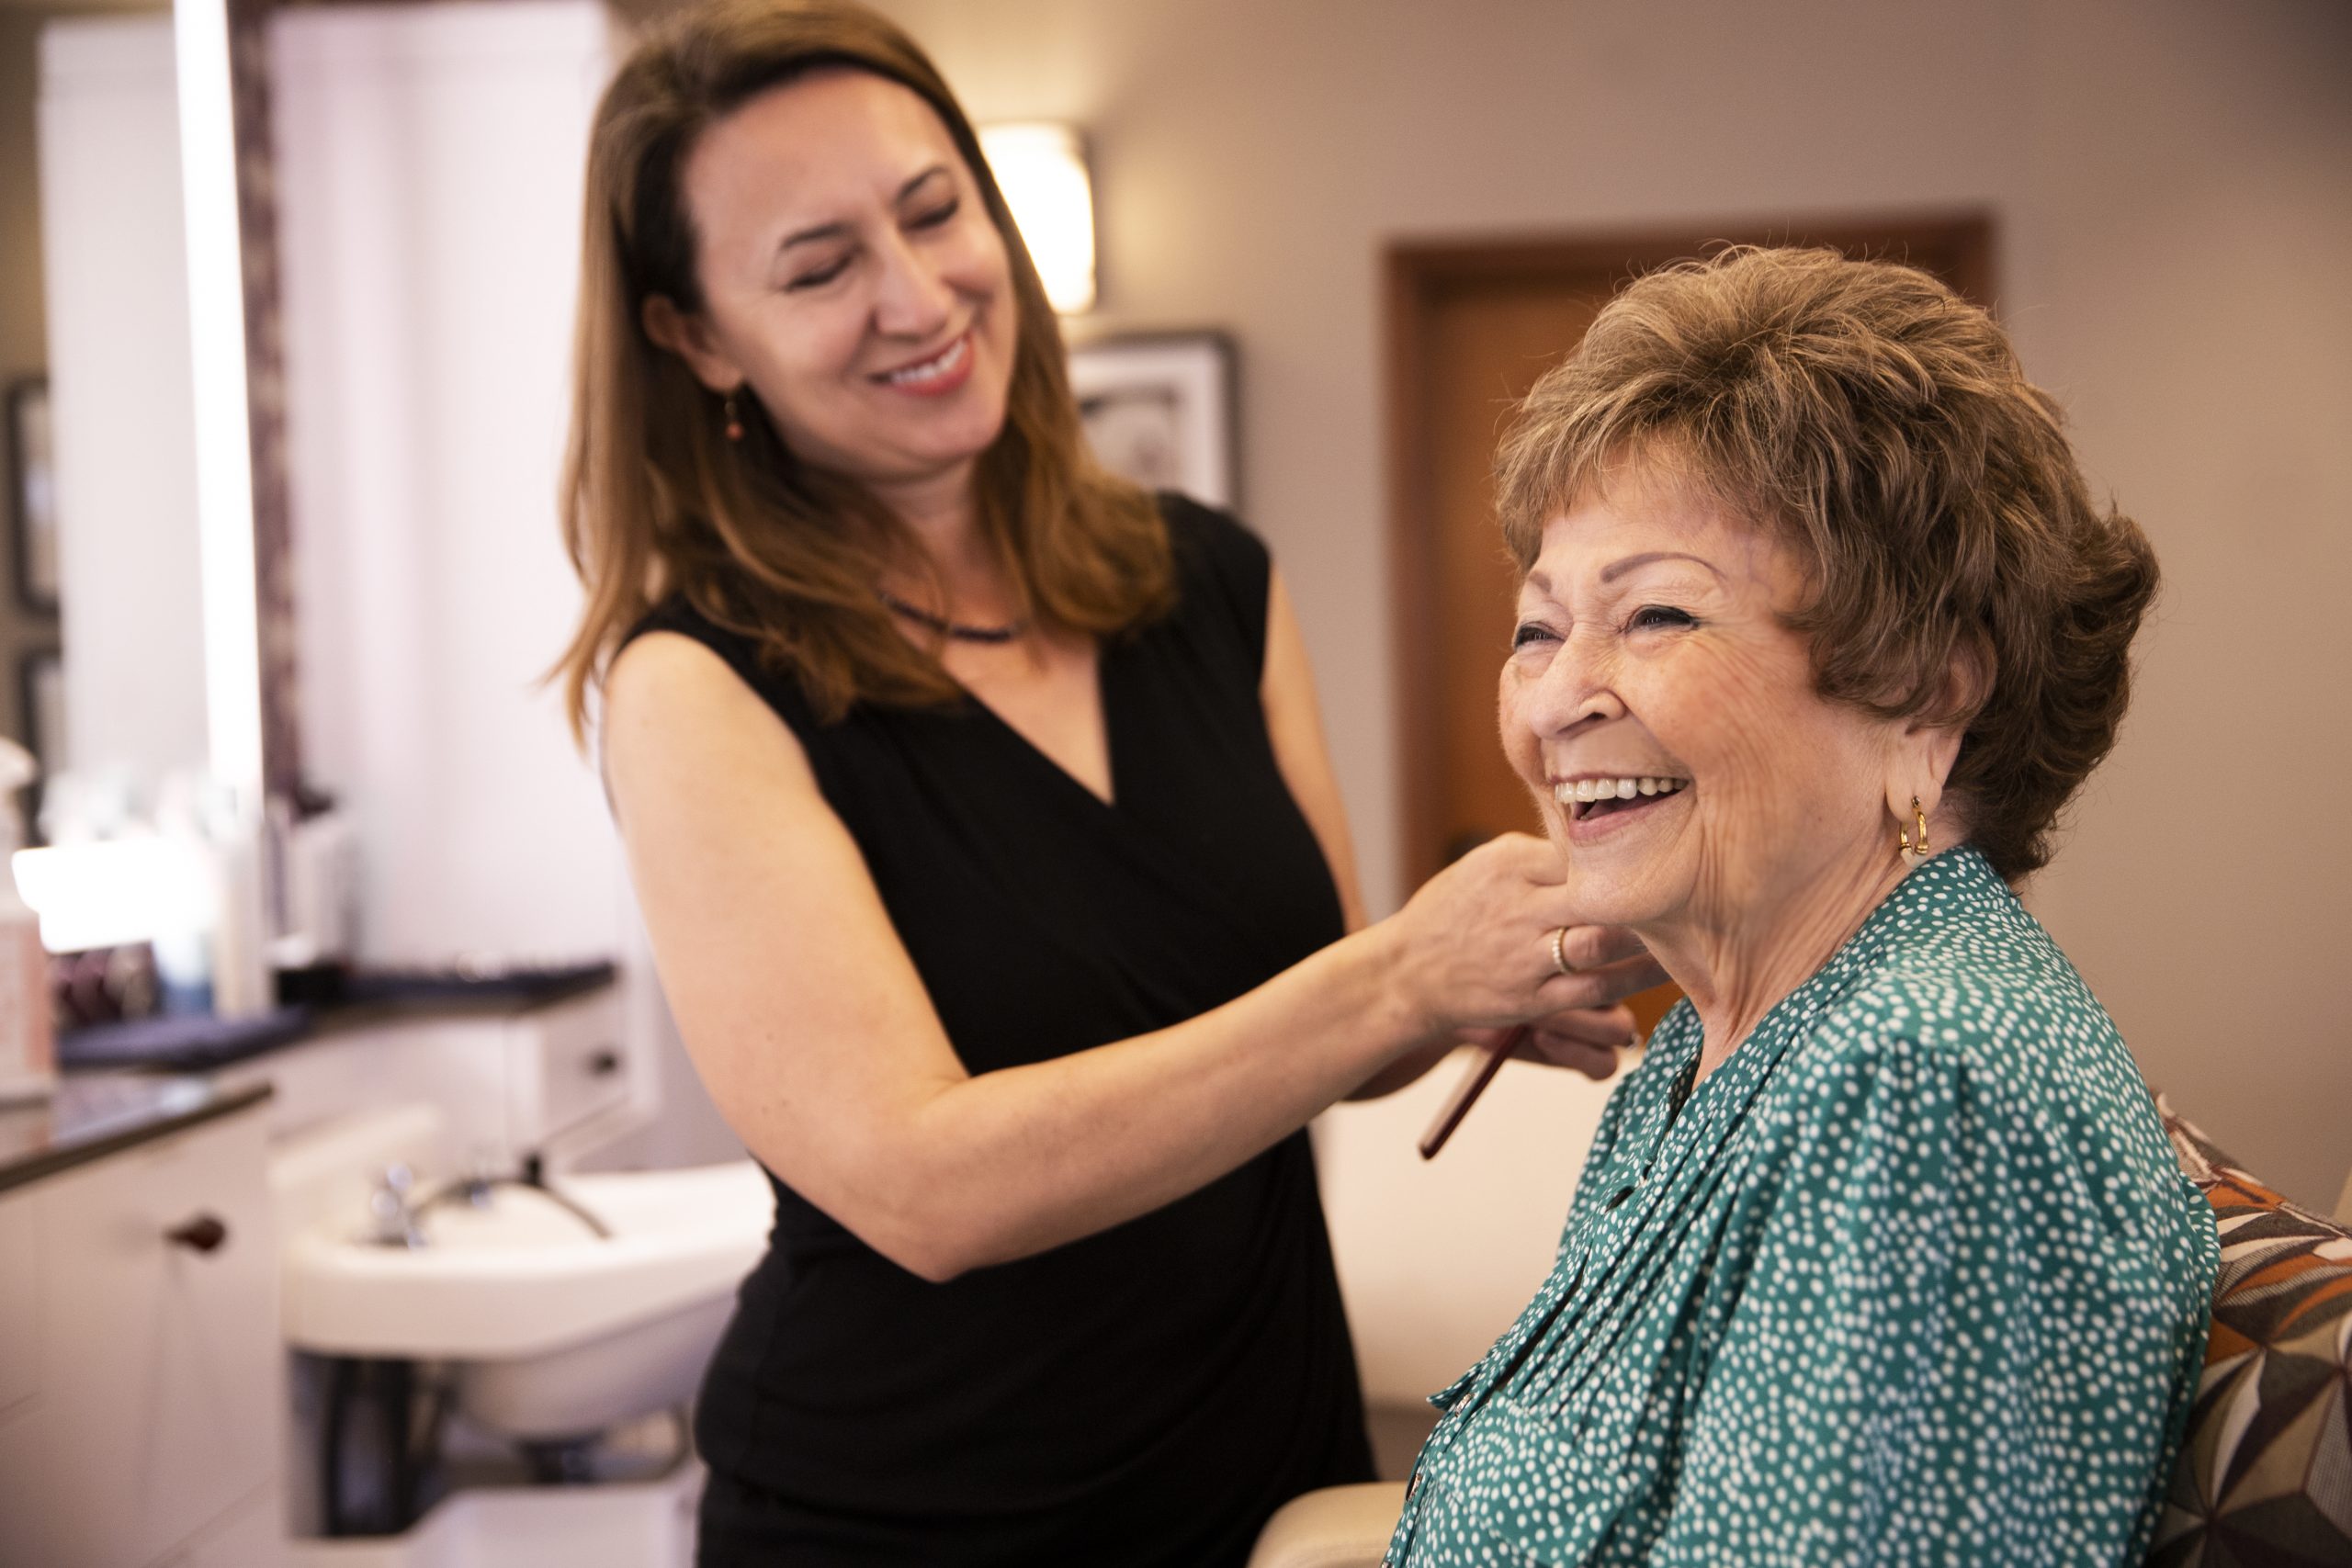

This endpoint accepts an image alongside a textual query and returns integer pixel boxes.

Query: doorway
[1385,214,1995,1032]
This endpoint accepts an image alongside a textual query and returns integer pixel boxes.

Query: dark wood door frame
[1384,211,1996,891]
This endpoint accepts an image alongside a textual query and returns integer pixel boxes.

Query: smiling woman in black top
[554,2,1664,1562]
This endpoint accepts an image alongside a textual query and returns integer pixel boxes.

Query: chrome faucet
[363,1155,613,1246]
[366,1162,425,1249]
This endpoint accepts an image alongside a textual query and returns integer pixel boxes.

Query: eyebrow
[775,165,953,254]
[1598,550,1725,584]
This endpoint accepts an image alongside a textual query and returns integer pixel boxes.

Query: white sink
[273,1107,771,1438]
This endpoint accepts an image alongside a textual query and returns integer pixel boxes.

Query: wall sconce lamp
[978,122,1096,315]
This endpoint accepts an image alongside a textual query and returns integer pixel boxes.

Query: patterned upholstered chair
[1249,1100,2352,1568]
[2150,1099,2352,1567]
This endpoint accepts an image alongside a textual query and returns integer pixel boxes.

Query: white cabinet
[0,1094,285,1568]
[518,991,638,1152]
[0,1190,38,1416]
[170,1484,285,1568]
[215,987,642,1166]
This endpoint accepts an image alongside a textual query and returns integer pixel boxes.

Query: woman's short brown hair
[555,0,1169,735]
[1496,245,2156,880]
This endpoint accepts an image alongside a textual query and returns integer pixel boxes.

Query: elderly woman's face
[1499,474,1903,935]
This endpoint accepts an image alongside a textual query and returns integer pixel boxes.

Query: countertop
[55,960,617,1077]
[0,1074,273,1196]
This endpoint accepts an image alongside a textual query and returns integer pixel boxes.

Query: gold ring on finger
[1550,926,1577,978]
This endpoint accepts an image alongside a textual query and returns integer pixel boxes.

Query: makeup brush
[1416,1025,1528,1159]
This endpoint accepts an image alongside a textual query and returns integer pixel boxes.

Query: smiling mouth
[1555,775,1690,823]
[875,333,970,388]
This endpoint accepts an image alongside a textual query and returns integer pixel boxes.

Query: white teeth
[1551,776,1688,809]
[886,335,967,385]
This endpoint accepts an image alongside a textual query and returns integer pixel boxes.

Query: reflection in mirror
[3,8,166,822]
[10,0,678,1150]
[270,1,632,976]
[9,0,272,1016]
[1,23,59,783]
[261,0,691,1161]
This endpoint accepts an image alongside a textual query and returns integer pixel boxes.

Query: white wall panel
[36,16,208,784]
[274,0,628,971]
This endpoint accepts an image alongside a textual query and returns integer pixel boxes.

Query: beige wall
[2,11,51,385]
[860,0,2352,1208]
[2,10,63,745]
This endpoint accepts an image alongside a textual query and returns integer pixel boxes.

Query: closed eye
[786,254,853,290]
[787,199,959,291]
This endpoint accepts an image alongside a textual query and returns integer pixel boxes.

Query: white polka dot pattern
[1386,845,2219,1567]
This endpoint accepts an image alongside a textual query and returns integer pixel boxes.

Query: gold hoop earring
[1897,795,1928,858]
[723,389,745,443]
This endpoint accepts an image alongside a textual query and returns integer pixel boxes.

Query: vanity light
[978,122,1096,315]
[12,840,209,954]
[172,0,264,806]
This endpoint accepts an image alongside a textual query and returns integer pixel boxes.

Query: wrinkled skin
[1498,468,1962,1077]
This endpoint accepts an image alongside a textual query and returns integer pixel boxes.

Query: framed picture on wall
[7,379,58,613]
[17,648,61,771]
[1067,333,1238,510]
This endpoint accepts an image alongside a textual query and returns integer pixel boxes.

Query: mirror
[1,3,160,822]
[17,0,663,1098]
[6,0,263,822]
[6,0,277,1012]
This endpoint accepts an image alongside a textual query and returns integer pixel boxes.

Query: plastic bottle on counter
[0,739,55,1102]
[207,807,271,1020]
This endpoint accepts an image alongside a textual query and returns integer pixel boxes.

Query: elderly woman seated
[1385,248,2218,1566]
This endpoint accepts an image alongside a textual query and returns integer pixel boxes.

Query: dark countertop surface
[0,1075,273,1197]
[56,960,617,1077]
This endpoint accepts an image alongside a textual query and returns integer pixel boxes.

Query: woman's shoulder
[1792,845,2109,1066]
[1158,490,1268,590]
[618,594,820,735]
[1852,855,2120,1055]
[626,592,739,655]
[1149,491,1275,666]
[1764,857,2202,1248]
[1156,489,1266,560]
[1781,960,2130,1145]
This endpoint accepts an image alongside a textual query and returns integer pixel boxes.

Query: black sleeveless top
[631,496,1374,1565]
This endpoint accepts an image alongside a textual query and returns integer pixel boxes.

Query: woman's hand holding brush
[1417,924,1661,1157]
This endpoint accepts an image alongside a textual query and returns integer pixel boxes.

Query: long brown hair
[556,0,1170,737]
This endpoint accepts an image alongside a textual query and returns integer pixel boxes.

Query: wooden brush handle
[1416,1025,1527,1159]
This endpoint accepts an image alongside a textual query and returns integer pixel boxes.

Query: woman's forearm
[763,919,1430,1280]
[610,634,1598,1281]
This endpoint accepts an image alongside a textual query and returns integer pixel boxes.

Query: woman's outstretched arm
[605,628,1629,1282]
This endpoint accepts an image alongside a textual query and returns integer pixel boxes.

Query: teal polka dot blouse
[1388,845,2218,1566]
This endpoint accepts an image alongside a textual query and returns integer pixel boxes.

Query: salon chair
[1247,1097,2352,1568]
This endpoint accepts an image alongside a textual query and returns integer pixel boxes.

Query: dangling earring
[723,389,744,443]
[1897,795,1928,860]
